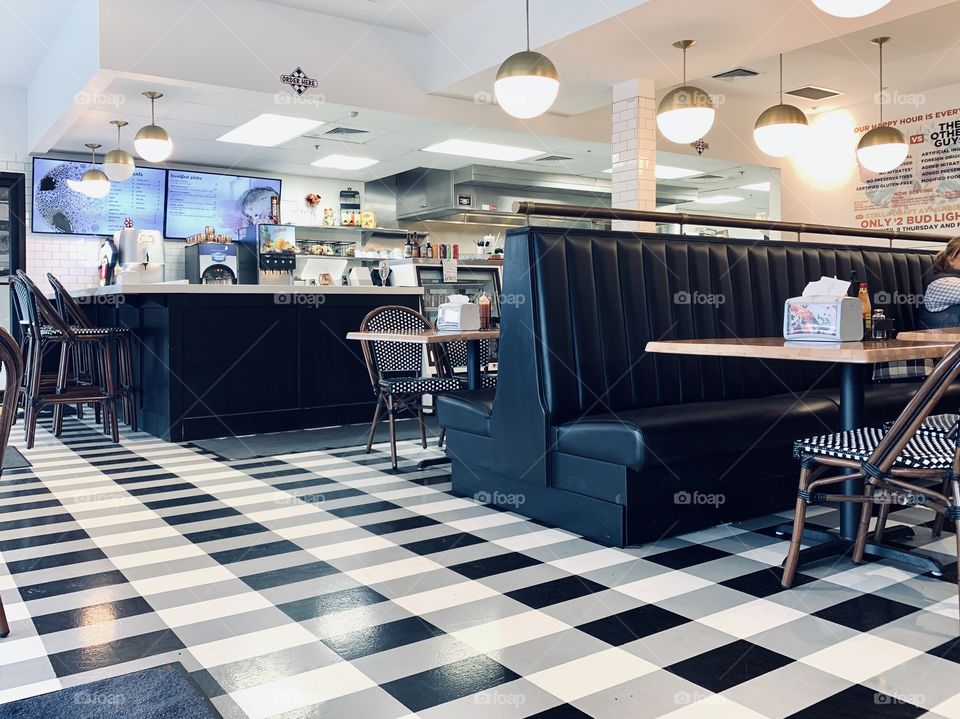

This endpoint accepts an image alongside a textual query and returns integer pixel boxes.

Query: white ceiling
[256,0,485,34]
[0,0,77,86]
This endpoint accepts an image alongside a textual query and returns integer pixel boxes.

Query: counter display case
[390,259,503,325]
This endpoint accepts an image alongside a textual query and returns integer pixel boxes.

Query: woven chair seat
[379,376,466,394]
[882,413,959,437]
[794,427,956,469]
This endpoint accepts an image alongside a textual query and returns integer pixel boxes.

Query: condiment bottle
[858,282,872,333]
[452,244,459,260]
[478,290,491,330]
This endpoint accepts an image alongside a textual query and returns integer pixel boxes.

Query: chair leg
[366,394,384,453]
[386,394,398,471]
[438,428,446,449]
[0,594,9,638]
[933,476,950,538]
[417,407,427,449]
[782,465,814,589]
[99,343,119,444]
[872,490,891,543]
[853,483,877,564]
[120,335,137,432]
[52,343,70,438]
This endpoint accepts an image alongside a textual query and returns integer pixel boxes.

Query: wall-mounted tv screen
[164,169,281,240]
[31,157,167,236]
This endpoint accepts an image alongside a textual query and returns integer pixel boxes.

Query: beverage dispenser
[115,227,165,284]
[238,224,298,286]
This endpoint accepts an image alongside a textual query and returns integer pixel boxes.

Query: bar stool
[0,326,24,638]
[47,273,137,432]
[11,272,120,448]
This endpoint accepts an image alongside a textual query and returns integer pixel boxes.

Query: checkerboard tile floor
[0,418,959,718]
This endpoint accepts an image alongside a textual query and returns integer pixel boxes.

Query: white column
[611,79,657,232]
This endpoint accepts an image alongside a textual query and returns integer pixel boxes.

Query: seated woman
[920,236,960,328]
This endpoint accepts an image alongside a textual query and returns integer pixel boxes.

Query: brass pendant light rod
[85,142,101,163]
[525,0,530,50]
[873,37,889,123]
[673,40,695,84]
[143,91,163,125]
[779,53,783,104]
[110,119,128,148]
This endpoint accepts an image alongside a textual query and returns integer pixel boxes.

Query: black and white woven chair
[783,341,960,608]
[437,339,498,390]
[358,305,466,470]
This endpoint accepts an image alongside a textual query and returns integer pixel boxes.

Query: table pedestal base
[417,456,451,470]
[774,523,945,577]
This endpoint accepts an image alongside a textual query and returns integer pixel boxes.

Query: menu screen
[164,170,281,239]
[31,158,166,236]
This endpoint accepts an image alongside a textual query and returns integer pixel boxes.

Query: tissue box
[783,296,864,342]
[437,301,480,332]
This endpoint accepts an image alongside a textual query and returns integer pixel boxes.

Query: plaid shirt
[924,277,960,312]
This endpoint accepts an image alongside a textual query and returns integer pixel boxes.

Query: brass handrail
[512,201,952,245]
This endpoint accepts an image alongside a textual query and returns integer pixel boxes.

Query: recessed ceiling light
[311,154,379,170]
[602,168,613,173]
[739,182,771,192]
[218,114,324,147]
[422,139,541,162]
[656,164,701,180]
[694,195,745,205]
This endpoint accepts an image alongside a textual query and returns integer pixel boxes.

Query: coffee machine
[185,243,238,284]
[114,228,165,284]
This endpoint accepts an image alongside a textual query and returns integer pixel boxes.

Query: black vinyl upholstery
[437,227,952,546]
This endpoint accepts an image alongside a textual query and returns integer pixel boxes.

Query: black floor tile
[506,576,609,609]
[274,477,336,492]
[18,570,128,600]
[666,639,793,693]
[401,532,485,556]
[162,507,241,526]
[326,500,399,518]
[209,540,302,565]
[813,593,920,633]
[927,637,960,663]
[127,482,197,497]
[0,498,60,514]
[525,706,594,719]
[279,586,388,622]
[240,560,340,591]
[32,597,154,635]
[787,683,925,718]
[6,547,108,574]
[450,551,541,580]
[721,567,817,598]
[381,655,520,713]
[0,528,89,552]
[0,512,73,532]
[576,604,688,645]
[322,617,445,660]
[144,494,218,511]
[184,522,269,544]
[361,515,439,535]
[47,629,184,677]
[647,545,731,569]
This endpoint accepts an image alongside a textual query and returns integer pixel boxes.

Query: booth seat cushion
[554,393,840,471]
[436,389,496,437]
[822,381,960,424]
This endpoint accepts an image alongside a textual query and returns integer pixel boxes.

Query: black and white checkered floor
[1,418,959,718]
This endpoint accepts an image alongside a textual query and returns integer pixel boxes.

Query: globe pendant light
[811,0,891,18]
[78,143,111,198]
[135,91,173,162]
[494,0,560,119]
[857,37,908,173]
[103,120,136,182]
[657,40,716,144]
[754,54,809,157]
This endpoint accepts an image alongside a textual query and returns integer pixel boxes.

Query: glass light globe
[811,0,891,17]
[103,148,136,181]
[494,50,560,119]
[657,86,715,144]
[135,124,173,162]
[856,125,908,172]
[79,168,111,198]
[753,104,809,157]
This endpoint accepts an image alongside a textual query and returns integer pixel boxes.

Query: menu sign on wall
[854,102,960,233]
[164,170,281,239]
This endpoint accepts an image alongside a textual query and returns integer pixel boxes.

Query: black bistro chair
[0,326,25,638]
[358,305,465,470]
[783,341,960,609]
[438,339,498,389]
[12,272,120,448]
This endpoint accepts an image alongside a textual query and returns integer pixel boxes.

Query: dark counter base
[89,291,419,442]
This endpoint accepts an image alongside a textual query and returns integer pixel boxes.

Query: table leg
[777,363,942,576]
[466,340,481,391]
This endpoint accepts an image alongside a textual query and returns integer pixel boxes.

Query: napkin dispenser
[783,276,864,342]
[437,294,480,332]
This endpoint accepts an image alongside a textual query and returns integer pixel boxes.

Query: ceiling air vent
[324,127,370,137]
[535,155,573,162]
[692,174,726,181]
[712,67,759,79]
[784,85,845,101]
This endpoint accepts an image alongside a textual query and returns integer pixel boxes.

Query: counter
[78,284,423,441]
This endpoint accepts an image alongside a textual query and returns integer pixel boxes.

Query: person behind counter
[920,236,960,328]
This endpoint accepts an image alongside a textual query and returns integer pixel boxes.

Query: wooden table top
[645,336,956,363]
[346,328,500,344]
[896,328,960,343]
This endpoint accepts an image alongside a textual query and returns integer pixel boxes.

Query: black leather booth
[437,227,956,547]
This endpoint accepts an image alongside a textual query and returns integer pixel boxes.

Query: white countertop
[69,283,424,297]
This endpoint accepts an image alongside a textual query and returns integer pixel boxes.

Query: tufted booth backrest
[521,229,936,427]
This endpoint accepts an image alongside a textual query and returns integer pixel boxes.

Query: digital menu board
[164,169,281,239]
[31,157,166,236]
